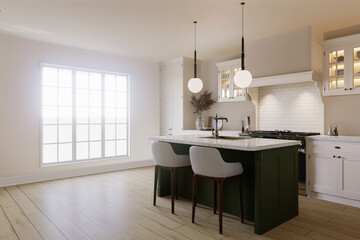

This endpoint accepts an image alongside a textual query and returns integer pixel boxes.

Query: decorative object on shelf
[190,91,216,129]
[337,69,344,75]
[234,2,252,89]
[337,56,344,62]
[356,51,360,59]
[188,21,203,93]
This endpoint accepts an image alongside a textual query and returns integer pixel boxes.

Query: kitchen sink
[199,135,252,140]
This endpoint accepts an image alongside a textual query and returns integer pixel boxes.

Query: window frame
[40,63,130,166]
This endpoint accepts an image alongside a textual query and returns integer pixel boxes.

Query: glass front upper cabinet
[216,59,246,102]
[328,50,345,90]
[321,34,360,96]
[353,47,360,89]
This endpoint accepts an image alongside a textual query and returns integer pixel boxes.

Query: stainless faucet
[239,115,251,136]
[212,114,228,139]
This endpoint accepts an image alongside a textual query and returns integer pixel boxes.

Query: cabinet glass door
[353,47,360,89]
[328,50,345,90]
[233,68,243,97]
[220,70,230,98]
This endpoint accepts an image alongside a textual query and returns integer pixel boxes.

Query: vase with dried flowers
[190,90,216,129]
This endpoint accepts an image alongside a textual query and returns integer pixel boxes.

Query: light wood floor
[1,167,360,240]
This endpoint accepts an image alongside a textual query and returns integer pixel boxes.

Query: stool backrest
[189,146,226,177]
[151,142,178,166]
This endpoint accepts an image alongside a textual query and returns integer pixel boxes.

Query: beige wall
[0,34,160,179]
[312,26,360,136]
[323,95,360,136]
[198,28,312,130]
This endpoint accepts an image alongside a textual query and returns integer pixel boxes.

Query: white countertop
[307,135,360,143]
[148,134,301,151]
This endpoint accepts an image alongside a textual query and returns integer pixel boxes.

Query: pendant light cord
[241,2,245,70]
[194,21,197,78]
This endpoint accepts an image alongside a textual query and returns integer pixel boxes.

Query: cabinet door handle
[345,88,348,91]
[333,155,336,158]
[337,156,341,158]
[334,146,341,149]
[342,159,344,190]
[350,88,353,90]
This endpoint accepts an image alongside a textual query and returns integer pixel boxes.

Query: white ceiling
[1,0,360,62]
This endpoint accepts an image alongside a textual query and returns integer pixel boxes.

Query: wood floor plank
[136,216,190,240]
[306,231,339,240]
[298,196,346,211]
[36,182,119,240]
[3,206,43,240]
[1,166,360,240]
[32,178,155,240]
[19,184,93,240]
[300,201,360,223]
[6,185,67,240]
[6,186,40,215]
[0,205,17,239]
[264,227,313,240]
[0,234,19,240]
[174,225,217,240]
[0,188,17,208]
[287,219,360,240]
[278,221,311,236]
[27,212,68,240]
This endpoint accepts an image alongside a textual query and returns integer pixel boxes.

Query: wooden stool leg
[218,179,223,234]
[153,166,159,206]
[175,169,178,200]
[238,175,244,223]
[192,174,198,223]
[171,168,175,214]
[213,180,217,214]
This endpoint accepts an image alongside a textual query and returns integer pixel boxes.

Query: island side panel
[254,146,299,234]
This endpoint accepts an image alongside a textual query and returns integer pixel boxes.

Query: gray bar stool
[189,146,244,234]
[152,141,191,214]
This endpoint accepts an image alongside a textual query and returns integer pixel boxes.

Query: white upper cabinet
[160,57,198,136]
[321,34,360,96]
[216,59,247,102]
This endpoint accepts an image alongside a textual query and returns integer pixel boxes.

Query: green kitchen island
[148,134,301,235]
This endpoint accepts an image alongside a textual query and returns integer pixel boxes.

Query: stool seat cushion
[190,146,243,178]
[152,142,190,168]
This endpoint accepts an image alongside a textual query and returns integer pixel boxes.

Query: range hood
[248,71,322,88]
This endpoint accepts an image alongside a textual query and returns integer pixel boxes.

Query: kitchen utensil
[333,126,338,136]
[327,125,333,136]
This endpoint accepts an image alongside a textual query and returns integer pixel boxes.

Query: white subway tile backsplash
[258,82,324,133]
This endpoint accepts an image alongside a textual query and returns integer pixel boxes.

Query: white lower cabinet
[342,157,360,200]
[307,136,360,206]
[309,154,339,196]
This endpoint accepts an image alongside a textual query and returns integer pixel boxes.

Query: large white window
[41,64,129,165]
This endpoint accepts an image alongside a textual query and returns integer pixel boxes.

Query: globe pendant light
[188,21,203,93]
[234,2,252,88]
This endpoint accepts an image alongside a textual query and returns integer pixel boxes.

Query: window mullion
[56,68,60,163]
[101,73,105,158]
[72,70,76,161]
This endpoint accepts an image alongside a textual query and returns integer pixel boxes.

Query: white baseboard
[0,159,154,187]
[310,191,360,208]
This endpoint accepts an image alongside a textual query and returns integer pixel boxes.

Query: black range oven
[249,130,320,195]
